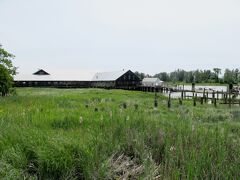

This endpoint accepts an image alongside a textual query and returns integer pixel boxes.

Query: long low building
[14,69,141,89]
[14,69,92,88]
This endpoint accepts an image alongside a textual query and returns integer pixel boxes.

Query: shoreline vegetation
[136,68,240,85]
[0,88,239,179]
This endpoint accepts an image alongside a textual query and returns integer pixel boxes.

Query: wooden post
[192,83,195,92]
[193,96,196,106]
[212,91,215,104]
[179,98,183,105]
[200,97,203,105]
[154,99,158,107]
[214,98,217,107]
[154,90,158,107]
[229,93,231,107]
[203,88,206,102]
[168,92,171,108]
[205,92,208,103]
[229,84,233,93]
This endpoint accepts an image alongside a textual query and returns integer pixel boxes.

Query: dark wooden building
[91,70,141,89]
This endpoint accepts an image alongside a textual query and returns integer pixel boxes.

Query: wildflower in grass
[192,124,195,132]
[99,115,105,129]
[177,113,181,119]
[170,146,176,152]
[191,111,194,117]
[109,111,113,118]
[220,128,225,135]
[79,116,83,125]
[22,110,26,116]
[119,108,123,113]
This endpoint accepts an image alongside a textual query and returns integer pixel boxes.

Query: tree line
[136,68,240,84]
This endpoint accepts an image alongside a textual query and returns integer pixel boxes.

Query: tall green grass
[0,88,239,179]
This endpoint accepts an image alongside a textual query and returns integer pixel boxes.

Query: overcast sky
[1,0,240,77]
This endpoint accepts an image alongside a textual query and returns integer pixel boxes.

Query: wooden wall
[14,81,92,88]
[116,70,141,89]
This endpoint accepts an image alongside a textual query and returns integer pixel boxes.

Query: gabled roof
[33,69,50,75]
[92,70,129,81]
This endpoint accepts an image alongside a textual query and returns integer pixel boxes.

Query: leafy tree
[233,69,240,83]
[135,71,151,80]
[154,72,169,82]
[223,69,234,84]
[213,68,221,83]
[0,44,17,96]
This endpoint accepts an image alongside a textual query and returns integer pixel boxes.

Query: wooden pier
[140,84,240,107]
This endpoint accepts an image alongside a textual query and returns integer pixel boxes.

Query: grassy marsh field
[0,88,240,179]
